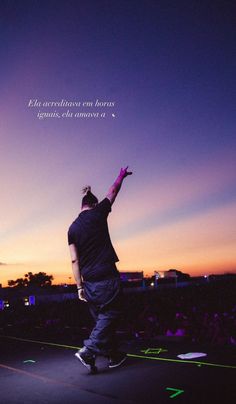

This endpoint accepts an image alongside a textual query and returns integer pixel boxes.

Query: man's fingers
[125,170,132,176]
[121,166,133,177]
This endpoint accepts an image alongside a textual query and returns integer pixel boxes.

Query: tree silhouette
[8,277,28,288]
[27,272,53,287]
[8,272,53,288]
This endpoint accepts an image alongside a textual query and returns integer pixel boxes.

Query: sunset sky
[1,0,236,286]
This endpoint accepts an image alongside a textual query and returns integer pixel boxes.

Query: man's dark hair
[82,186,98,208]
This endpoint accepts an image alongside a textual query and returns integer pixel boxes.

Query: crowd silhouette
[1,278,236,346]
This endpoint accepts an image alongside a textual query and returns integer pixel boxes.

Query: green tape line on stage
[2,335,80,350]
[2,335,236,369]
[127,353,236,369]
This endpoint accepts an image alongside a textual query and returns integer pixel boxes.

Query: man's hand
[107,166,133,205]
[78,288,87,302]
[120,166,132,179]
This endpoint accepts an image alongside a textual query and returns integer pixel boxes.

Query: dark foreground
[0,333,235,404]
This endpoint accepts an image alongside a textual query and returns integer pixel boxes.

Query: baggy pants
[83,277,122,356]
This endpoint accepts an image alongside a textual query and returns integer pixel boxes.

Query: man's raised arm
[106,166,132,205]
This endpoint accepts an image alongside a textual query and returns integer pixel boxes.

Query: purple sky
[1,0,236,285]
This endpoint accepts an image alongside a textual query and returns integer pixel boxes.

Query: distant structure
[120,271,144,282]
[154,269,190,281]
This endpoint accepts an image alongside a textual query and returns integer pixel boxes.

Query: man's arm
[69,244,87,301]
[106,166,132,205]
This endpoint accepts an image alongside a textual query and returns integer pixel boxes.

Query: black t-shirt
[68,198,119,281]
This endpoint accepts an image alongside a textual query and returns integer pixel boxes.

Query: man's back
[68,198,119,281]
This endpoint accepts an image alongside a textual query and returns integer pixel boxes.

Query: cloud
[0,262,7,265]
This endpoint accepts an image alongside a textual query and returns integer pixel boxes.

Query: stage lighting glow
[24,296,36,306]
[29,296,36,305]
[4,300,10,308]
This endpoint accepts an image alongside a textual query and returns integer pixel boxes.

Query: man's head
[81,186,98,209]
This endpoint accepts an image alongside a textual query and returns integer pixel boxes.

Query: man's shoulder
[96,198,111,213]
[67,220,77,245]
[68,217,79,232]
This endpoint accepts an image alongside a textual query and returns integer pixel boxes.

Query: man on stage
[68,166,132,372]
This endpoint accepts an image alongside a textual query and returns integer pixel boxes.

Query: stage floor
[0,334,235,403]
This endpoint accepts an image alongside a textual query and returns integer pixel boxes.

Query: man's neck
[81,205,93,212]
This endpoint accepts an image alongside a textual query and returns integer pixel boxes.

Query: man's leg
[88,301,99,322]
[75,301,99,372]
[84,297,127,368]
[84,301,121,355]
[78,277,126,369]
